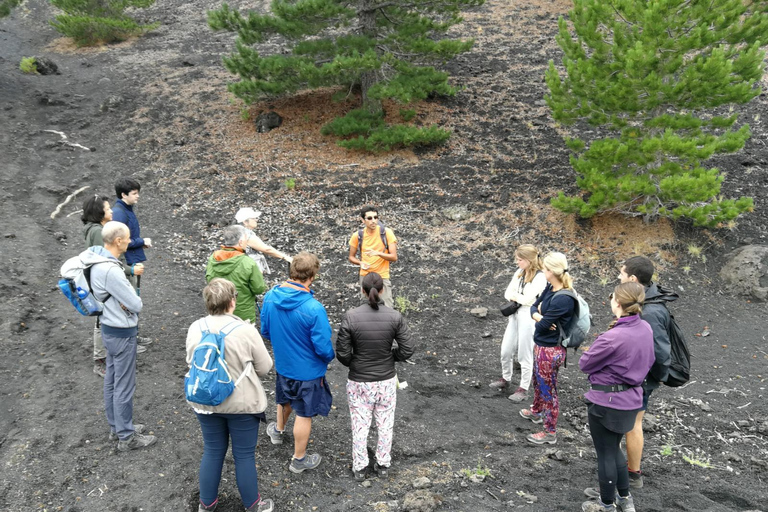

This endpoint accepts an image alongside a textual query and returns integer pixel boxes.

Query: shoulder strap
[357,228,364,257]
[379,223,389,252]
[86,261,113,302]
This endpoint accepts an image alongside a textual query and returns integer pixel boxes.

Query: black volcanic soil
[1,0,768,511]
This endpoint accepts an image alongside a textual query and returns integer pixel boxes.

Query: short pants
[275,373,333,418]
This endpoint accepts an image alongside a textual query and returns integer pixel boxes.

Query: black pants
[588,409,631,504]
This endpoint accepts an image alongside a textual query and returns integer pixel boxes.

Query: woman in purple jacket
[579,282,655,512]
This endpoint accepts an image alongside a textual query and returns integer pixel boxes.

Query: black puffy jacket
[641,282,674,391]
[336,302,414,382]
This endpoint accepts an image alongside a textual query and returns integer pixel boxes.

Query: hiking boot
[527,431,557,445]
[519,408,543,424]
[93,359,106,378]
[507,387,528,402]
[353,468,367,482]
[137,344,147,354]
[615,494,636,512]
[198,499,218,511]
[266,422,284,445]
[374,462,390,477]
[289,453,322,473]
[488,378,509,390]
[110,423,145,441]
[245,498,274,512]
[117,432,157,451]
[628,471,643,489]
[582,498,616,512]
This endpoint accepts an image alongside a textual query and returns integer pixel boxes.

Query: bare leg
[626,410,645,472]
[293,416,313,459]
[277,403,293,431]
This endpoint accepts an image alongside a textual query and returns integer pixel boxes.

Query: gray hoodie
[81,246,143,332]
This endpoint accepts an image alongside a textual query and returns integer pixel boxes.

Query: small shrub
[682,454,712,469]
[240,108,250,121]
[394,295,420,314]
[399,108,416,121]
[461,458,493,479]
[19,57,38,74]
[284,178,296,190]
[49,0,159,46]
[0,0,21,18]
[660,445,673,457]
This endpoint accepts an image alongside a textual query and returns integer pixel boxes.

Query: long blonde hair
[542,252,573,290]
[609,282,645,329]
[515,244,543,283]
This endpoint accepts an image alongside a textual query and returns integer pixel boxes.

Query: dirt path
[1,0,768,511]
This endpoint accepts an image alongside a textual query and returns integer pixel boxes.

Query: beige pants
[359,275,393,308]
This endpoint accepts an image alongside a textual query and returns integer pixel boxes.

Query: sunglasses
[365,215,378,220]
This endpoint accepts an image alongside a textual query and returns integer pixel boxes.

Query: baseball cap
[235,207,262,223]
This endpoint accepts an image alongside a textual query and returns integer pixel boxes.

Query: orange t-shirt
[349,227,397,278]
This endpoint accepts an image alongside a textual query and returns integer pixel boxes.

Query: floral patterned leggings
[531,345,567,433]
[346,377,397,472]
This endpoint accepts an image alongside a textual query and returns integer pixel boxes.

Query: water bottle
[76,286,101,314]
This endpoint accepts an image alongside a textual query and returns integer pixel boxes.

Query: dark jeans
[588,410,630,504]
[196,413,262,508]
[102,332,137,440]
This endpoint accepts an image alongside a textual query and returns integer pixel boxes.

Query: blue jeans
[102,331,137,440]
[196,413,262,508]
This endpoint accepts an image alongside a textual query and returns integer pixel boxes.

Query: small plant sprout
[687,244,702,259]
[660,445,673,457]
[682,454,712,469]
[461,457,493,479]
[240,108,250,121]
[284,178,296,190]
[19,57,38,74]
[682,266,691,275]
[599,276,609,287]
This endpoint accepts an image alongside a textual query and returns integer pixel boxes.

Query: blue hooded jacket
[260,281,334,381]
[111,199,146,265]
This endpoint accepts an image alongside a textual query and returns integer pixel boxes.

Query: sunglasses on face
[365,215,378,220]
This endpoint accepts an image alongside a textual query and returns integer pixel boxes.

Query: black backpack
[645,292,691,387]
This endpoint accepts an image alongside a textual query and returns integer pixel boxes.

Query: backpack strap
[85,261,113,303]
[356,223,389,257]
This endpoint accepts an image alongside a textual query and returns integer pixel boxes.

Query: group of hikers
[72,178,678,512]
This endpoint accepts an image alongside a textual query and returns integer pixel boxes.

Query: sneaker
[582,499,616,512]
[266,422,284,445]
[117,432,157,451]
[615,494,636,512]
[353,468,367,482]
[93,359,106,378]
[519,408,543,424]
[488,378,509,390]
[374,462,389,477]
[527,431,557,445]
[137,344,147,354]
[245,498,274,512]
[628,471,643,489]
[110,423,145,441]
[137,336,153,345]
[507,387,528,402]
[289,453,322,473]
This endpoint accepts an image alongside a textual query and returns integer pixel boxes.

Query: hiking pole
[136,275,141,297]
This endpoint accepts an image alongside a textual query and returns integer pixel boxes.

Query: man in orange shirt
[347,206,398,308]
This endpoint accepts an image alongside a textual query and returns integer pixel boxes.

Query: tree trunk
[358,0,382,114]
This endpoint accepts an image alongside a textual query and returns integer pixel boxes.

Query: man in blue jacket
[111,177,152,290]
[261,252,334,474]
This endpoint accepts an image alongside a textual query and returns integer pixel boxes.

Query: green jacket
[205,248,266,323]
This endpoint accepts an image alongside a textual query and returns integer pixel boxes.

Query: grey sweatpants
[101,331,138,440]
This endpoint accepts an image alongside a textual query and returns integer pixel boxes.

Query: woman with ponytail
[579,282,654,512]
[489,245,547,402]
[336,272,414,481]
[520,252,576,445]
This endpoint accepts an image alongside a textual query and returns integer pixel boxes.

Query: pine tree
[545,0,767,227]
[208,0,483,151]
[50,0,159,46]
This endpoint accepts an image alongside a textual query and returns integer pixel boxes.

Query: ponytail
[361,272,385,310]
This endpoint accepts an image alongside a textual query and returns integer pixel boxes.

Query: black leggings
[588,410,630,504]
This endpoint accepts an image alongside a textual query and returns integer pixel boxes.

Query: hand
[285,256,293,263]
[143,238,152,248]
[532,313,543,322]
[360,262,370,270]
[133,263,145,276]
[364,249,378,258]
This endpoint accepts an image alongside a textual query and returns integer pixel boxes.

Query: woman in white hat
[235,207,293,275]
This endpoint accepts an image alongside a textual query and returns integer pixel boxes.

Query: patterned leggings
[531,345,566,433]
[346,377,397,472]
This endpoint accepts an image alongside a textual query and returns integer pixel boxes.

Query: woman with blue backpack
[185,278,275,512]
[520,252,576,446]
[579,282,655,512]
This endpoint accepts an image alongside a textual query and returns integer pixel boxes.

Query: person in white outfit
[489,244,547,402]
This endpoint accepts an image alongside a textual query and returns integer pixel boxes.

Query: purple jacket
[579,314,655,410]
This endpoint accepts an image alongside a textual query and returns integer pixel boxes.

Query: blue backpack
[185,320,249,406]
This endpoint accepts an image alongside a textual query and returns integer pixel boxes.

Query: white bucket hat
[235,207,262,223]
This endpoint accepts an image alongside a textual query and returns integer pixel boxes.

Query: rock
[402,490,440,512]
[35,58,60,75]
[719,245,768,301]
[470,307,488,318]
[468,473,485,483]
[255,111,283,133]
[98,77,112,85]
[35,90,65,106]
[642,414,659,432]
[412,476,431,489]
[441,205,471,221]
[4,233,16,239]
[481,331,492,338]
[758,421,768,436]
[53,231,67,241]
[361,480,372,488]
[100,95,124,113]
